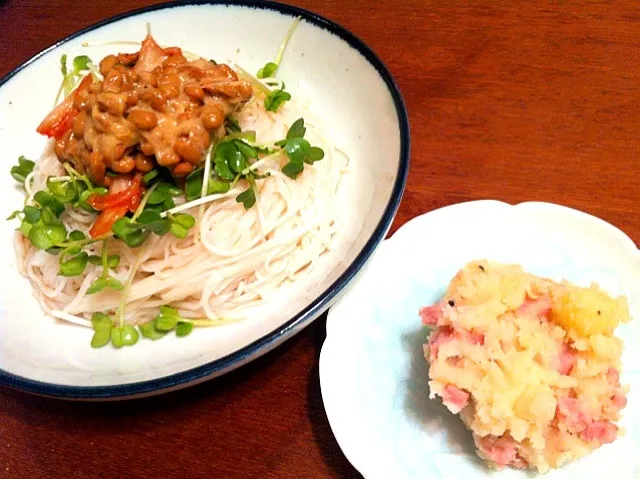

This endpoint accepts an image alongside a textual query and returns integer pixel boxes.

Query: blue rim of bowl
[0,0,410,399]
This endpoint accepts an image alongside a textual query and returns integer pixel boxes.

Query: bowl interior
[0,2,407,394]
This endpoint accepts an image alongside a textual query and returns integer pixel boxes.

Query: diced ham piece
[427,325,483,362]
[607,368,620,387]
[517,296,552,319]
[420,303,443,326]
[427,326,454,361]
[580,420,618,444]
[442,385,470,413]
[612,393,627,409]
[466,330,485,346]
[475,435,525,468]
[556,397,590,433]
[553,342,578,375]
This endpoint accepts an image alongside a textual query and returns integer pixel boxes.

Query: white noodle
[51,310,93,328]
[15,98,347,326]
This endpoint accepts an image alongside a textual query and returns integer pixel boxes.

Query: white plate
[0,2,409,399]
[320,200,640,479]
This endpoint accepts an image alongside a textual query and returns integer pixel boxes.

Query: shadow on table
[307,315,363,479]
[1,324,305,417]
[1,314,361,477]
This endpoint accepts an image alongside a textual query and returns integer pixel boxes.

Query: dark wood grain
[1,1,639,478]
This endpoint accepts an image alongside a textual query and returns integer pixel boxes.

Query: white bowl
[0,1,409,399]
[320,200,640,479]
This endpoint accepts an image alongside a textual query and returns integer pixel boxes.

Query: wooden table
[1,1,639,477]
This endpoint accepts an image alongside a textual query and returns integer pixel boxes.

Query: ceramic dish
[0,1,409,399]
[320,200,640,479]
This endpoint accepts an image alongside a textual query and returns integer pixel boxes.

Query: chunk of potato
[551,287,628,337]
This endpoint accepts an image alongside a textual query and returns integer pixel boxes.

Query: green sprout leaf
[234,139,258,160]
[23,206,41,224]
[60,54,68,77]
[286,118,306,139]
[214,159,235,181]
[91,313,112,331]
[71,182,87,208]
[172,214,195,229]
[124,229,150,248]
[281,161,304,179]
[208,180,231,195]
[135,210,162,224]
[169,222,188,239]
[57,54,95,103]
[91,329,111,348]
[112,217,150,247]
[185,168,205,201]
[28,226,54,250]
[10,156,35,186]
[86,278,108,295]
[35,191,65,216]
[139,321,167,340]
[147,189,169,205]
[34,191,53,205]
[47,178,77,203]
[68,230,86,242]
[7,210,21,221]
[264,88,291,112]
[77,189,95,213]
[111,216,133,238]
[257,61,278,79]
[156,182,183,198]
[154,306,181,332]
[87,254,120,268]
[186,169,231,201]
[143,169,159,185]
[72,55,92,72]
[86,277,124,295]
[162,197,175,211]
[176,321,194,337]
[228,151,247,174]
[41,206,63,225]
[45,224,67,243]
[90,312,113,348]
[225,117,241,134]
[130,210,171,236]
[305,146,325,164]
[90,329,111,348]
[166,213,195,239]
[19,219,33,237]
[109,325,140,349]
[214,141,243,179]
[107,255,121,268]
[275,118,325,178]
[59,252,89,277]
[65,230,86,255]
[147,305,210,340]
[120,324,139,346]
[283,137,311,164]
[236,185,256,209]
[110,327,124,348]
